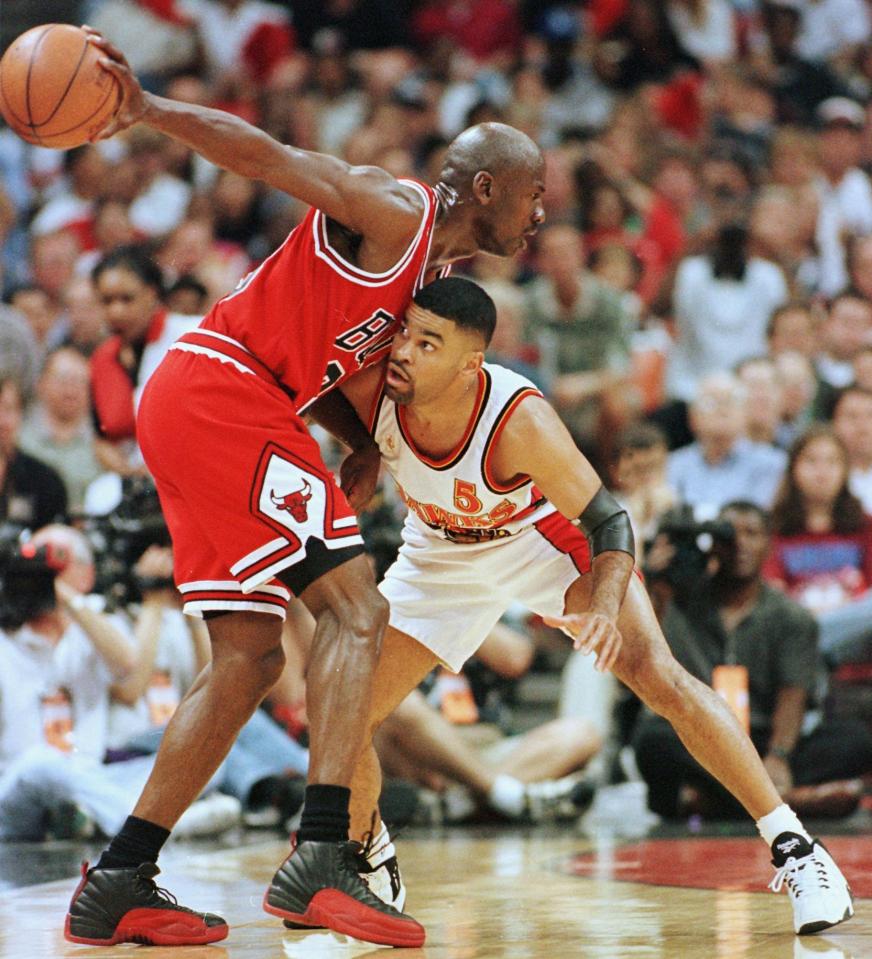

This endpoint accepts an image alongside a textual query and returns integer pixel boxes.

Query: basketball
[0,24,121,149]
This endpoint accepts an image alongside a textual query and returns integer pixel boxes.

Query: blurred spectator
[29,230,82,340]
[635,500,872,819]
[524,222,634,461]
[290,0,411,51]
[795,0,871,67]
[477,278,540,384]
[755,2,849,126]
[813,97,872,297]
[180,0,294,84]
[610,421,676,551]
[0,375,67,529]
[164,275,211,315]
[89,247,199,476]
[736,355,784,447]
[846,234,872,302]
[30,146,109,248]
[412,0,523,66]
[772,350,817,450]
[832,387,872,514]
[766,425,872,666]
[766,301,818,360]
[667,372,787,514]
[156,216,250,306]
[125,129,193,239]
[0,304,40,399]
[749,186,820,296]
[666,0,736,66]
[815,292,872,416]
[5,285,57,353]
[665,223,788,405]
[56,276,108,358]
[18,349,102,514]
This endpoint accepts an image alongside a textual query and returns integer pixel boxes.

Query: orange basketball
[0,24,121,149]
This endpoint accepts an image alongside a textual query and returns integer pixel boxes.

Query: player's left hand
[340,442,381,511]
[542,611,623,672]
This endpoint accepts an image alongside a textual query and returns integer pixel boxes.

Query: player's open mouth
[387,363,410,385]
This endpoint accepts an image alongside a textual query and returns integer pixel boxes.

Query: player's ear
[472,171,494,205]
[462,350,484,376]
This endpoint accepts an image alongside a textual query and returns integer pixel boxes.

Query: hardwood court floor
[2,830,869,959]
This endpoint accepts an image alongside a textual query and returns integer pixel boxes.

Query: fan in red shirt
[63,29,545,952]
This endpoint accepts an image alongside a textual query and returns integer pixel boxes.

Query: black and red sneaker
[263,840,425,948]
[64,861,229,946]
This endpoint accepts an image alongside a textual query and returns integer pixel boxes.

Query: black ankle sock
[297,784,351,843]
[96,815,171,870]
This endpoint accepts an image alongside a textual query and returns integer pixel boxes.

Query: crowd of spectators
[5,0,872,839]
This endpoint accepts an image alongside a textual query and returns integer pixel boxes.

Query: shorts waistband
[172,330,297,402]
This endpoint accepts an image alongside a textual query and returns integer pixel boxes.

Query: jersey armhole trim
[481,387,543,494]
[312,180,433,286]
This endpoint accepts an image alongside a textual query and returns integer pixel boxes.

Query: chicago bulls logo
[270,480,313,523]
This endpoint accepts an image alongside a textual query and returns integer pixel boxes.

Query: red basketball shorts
[137,330,364,619]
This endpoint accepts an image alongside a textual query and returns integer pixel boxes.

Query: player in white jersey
[320,277,854,937]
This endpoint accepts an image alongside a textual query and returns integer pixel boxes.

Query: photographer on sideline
[0,524,137,840]
[633,501,872,820]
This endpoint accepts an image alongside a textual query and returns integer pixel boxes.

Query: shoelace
[134,871,199,913]
[769,851,830,898]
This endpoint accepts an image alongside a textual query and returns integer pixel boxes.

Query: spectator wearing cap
[814,97,872,297]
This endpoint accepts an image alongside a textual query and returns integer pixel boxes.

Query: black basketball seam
[32,29,90,128]
[0,46,38,128]
[24,22,55,141]
[35,76,119,141]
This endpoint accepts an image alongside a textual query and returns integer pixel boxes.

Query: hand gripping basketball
[82,27,147,140]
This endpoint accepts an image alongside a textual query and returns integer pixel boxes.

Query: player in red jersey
[62,31,544,950]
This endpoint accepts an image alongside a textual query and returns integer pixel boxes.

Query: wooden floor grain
[4,832,868,958]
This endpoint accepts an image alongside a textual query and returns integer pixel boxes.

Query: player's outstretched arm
[85,30,422,237]
[491,395,633,671]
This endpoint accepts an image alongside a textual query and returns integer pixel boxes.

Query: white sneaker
[769,832,854,935]
[356,824,406,912]
[173,793,241,839]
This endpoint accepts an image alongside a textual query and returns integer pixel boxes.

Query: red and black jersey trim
[534,512,592,575]
[179,585,289,614]
[481,386,543,494]
[395,367,491,471]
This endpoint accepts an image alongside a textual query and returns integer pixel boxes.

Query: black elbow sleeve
[577,486,635,559]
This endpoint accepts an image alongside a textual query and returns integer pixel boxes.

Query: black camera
[645,505,736,591]
[82,475,172,609]
[0,527,68,630]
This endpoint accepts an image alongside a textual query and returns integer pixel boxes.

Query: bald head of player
[385,277,496,407]
[438,123,546,257]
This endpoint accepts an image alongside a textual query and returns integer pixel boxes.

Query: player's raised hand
[339,441,381,512]
[83,26,148,139]
[543,611,623,672]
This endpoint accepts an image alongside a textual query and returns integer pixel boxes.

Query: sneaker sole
[798,902,854,936]
[64,911,229,946]
[263,889,425,947]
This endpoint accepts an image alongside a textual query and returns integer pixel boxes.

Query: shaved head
[440,122,543,190]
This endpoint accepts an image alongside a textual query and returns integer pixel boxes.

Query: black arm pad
[576,486,635,559]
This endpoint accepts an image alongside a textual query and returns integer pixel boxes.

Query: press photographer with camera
[0,523,137,841]
[632,500,872,820]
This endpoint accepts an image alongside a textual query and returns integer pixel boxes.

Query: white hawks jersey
[370,363,558,543]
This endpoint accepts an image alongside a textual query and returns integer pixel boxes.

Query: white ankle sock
[488,774,526,818]
[756,803,812,847]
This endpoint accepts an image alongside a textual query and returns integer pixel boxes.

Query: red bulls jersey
[202,179,441,411]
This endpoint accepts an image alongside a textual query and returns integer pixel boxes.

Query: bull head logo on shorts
[270,480,313,523]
